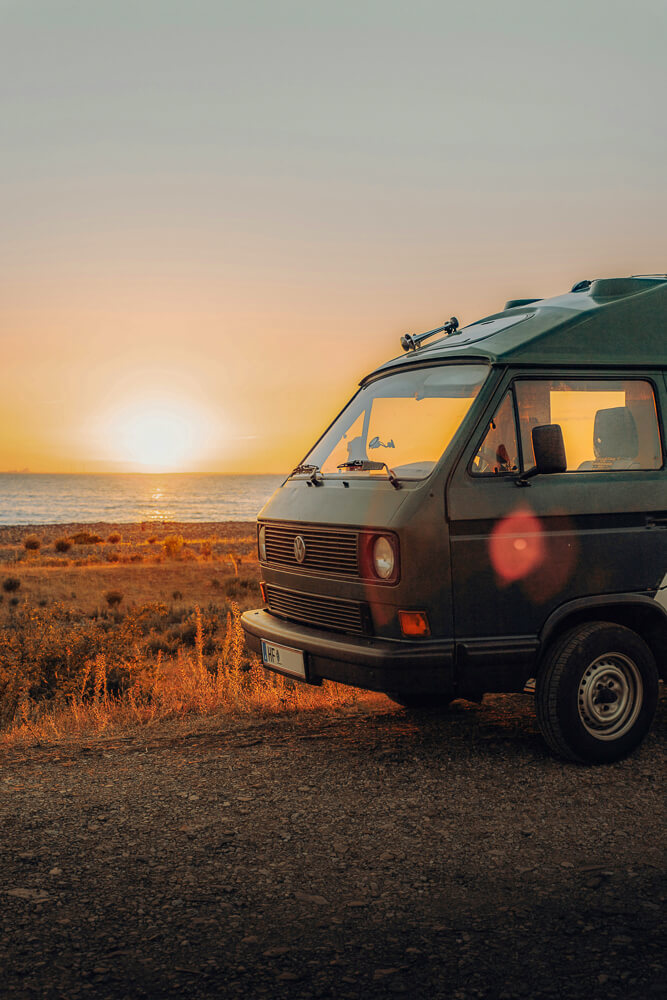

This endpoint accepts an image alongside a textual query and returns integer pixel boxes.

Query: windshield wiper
[337,460,401,490]
[289,463,323,486]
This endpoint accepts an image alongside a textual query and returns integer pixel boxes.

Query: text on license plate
[260,640,306,679]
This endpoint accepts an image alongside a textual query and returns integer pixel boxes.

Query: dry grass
[0,524,257,624]
[0,521,362,747]
[2,605,361,748]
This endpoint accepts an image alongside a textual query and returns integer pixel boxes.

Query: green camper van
[242,276,667,763]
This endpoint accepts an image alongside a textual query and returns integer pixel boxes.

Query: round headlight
[373,536,395,580]
[258,524,267,562]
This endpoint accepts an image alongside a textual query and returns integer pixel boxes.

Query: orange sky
[1,1,665,474]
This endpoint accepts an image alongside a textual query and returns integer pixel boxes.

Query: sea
[0,474,285,525]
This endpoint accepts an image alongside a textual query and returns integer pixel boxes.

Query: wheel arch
[539,595,667,681]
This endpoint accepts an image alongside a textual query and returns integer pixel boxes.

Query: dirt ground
[1,690,665,1000]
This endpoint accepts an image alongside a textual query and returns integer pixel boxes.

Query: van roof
[372,275,667,379]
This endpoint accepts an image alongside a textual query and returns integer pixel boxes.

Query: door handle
[646,517,667,529]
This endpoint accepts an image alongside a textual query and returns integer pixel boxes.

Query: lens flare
[489,508,545,584]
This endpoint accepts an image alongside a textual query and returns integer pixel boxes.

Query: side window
[514,378,662,472]
[471,392,520,476]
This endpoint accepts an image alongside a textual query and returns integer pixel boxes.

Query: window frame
[297,361,492,483]
[468,386,525,478]
[511,373,666,474]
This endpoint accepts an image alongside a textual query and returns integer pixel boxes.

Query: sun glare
[103,400,211,471]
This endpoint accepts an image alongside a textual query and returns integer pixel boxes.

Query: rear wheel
[536,622,659,764]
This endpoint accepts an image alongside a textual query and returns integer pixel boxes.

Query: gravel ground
[1,691,665,1000]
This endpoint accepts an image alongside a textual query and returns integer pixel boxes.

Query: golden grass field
[0,522,369,747]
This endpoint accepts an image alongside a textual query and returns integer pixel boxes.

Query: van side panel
[447,372,667,690]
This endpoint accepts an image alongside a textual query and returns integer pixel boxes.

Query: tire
[536,621,659,764]
[387,692,453,710]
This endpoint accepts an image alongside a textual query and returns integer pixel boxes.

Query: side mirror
[516,424,567,486]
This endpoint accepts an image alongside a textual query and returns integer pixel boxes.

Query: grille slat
[264,522,359,577]
[269,603,356,620]
[267,595,359,619]
[265,585,367,635]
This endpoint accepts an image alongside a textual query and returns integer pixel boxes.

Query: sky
[1,0,665,473]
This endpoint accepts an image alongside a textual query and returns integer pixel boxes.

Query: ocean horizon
[0,473,285,525]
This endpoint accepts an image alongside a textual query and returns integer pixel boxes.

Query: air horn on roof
[400,316,459,352]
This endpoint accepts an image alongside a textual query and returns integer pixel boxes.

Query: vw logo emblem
[293,535,306,563]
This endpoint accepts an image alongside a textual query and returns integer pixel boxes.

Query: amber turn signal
[260,582,267,603]
[399,611,430,637]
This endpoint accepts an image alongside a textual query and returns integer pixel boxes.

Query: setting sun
[98,399,213,471]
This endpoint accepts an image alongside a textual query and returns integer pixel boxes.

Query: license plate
[260,640,306,679]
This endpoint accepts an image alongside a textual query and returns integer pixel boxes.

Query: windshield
[301,363,489,480]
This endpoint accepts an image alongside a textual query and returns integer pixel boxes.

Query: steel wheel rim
[577,652,643,740]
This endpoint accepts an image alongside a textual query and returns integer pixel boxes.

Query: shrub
[147,636,176,656]
[223,576,258,599]
[147,536,158,545]
[200,541,212,558]
[105,591,124,608]
[23,535,41,551]
[163,534,184,559]
[173,623,197,647]
[172,590,183,600]
[72,532,102,545]
[0,602,169,727]
[167,606,188,624]
[9,597,19,607]
[107,533,121,544]
[54,538,72,553]
[2,577,20,593]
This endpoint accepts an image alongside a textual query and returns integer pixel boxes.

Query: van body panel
[371,279,667,375]
[447,366,667,645]
[540,593,667,645]
[258,478,411,528]
[259,483,456,643]
[448,495,667,640]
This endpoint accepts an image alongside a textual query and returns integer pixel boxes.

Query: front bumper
[241,609,455,695]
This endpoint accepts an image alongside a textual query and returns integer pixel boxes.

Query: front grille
[265,584,368,635]
[264,523,359,577]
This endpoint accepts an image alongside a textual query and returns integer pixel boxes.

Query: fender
[539,592,667,676]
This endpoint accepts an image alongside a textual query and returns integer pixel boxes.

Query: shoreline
[0,520,256,546]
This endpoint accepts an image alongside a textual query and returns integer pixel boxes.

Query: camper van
[242,276,667,763]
